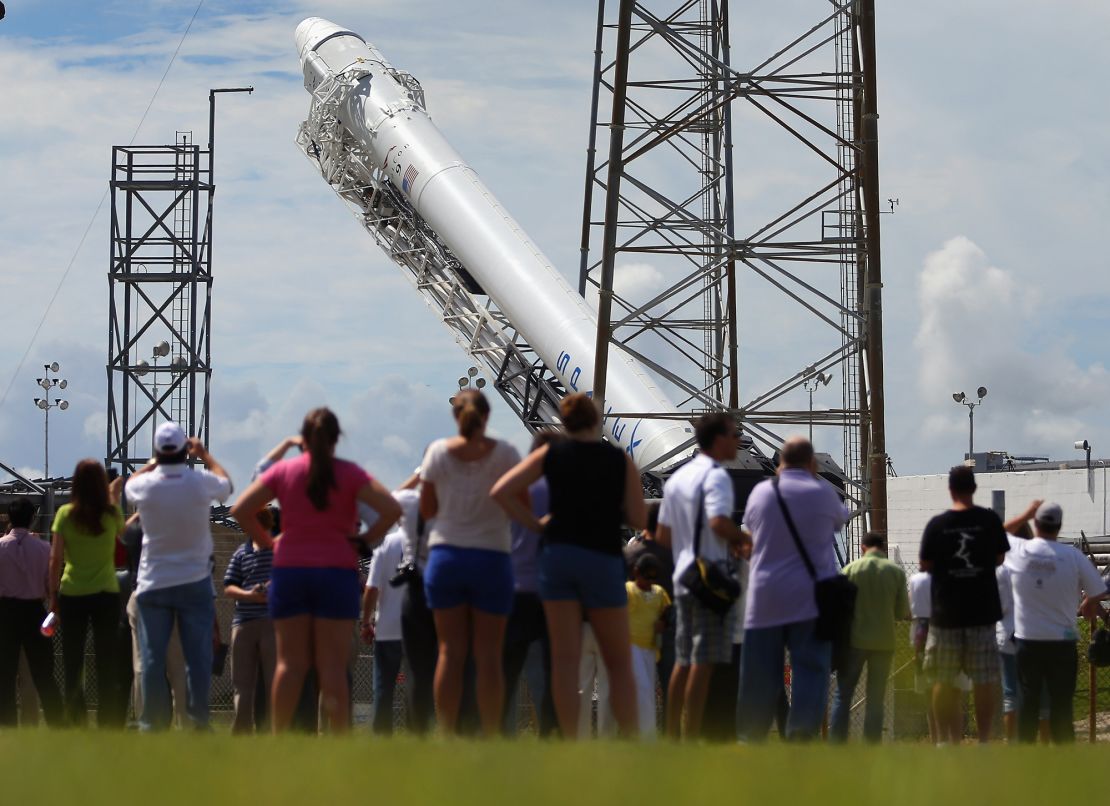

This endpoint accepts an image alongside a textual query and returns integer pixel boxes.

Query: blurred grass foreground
[1,732,1105,805]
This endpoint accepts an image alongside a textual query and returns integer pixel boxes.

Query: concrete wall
[887,467,1109,567]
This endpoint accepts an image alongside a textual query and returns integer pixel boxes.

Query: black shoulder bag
[772,478,856,648]
[677,472,741,616]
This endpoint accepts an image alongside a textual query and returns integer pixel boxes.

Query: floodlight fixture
[952,384,988,466]
[135,359,150,376]
[48,361,59,373]
[468,367,479,377]
[58,401,69,411]
[153,341,171,358]
[458,377,468,388]
[58,380,67,390]
[475,378,487,389]
[1075,439,1090,452]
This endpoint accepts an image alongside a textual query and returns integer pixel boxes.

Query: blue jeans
[372,640,404,735]
[829,648,893,743]
[135,577,215,731]
[738,618,830,742]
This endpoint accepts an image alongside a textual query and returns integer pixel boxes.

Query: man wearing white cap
[1003,499,1109,743]
[124,422,232,730]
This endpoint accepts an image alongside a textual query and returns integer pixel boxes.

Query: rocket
[295,18,693,471]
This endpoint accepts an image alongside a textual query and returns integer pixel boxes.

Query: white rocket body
[296,19,692,470]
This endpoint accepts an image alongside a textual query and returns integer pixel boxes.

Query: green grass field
[3,732,1106,805]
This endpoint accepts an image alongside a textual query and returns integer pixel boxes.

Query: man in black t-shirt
[919,465,1009,744]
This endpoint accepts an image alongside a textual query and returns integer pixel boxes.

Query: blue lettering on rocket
[626,420,642,460]
[570,367,580,391]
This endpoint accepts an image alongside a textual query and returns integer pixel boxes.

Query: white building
[887,464,1109,567]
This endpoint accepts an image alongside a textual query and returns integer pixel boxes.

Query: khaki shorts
[923,624,1000,686]
[675,594,735,666]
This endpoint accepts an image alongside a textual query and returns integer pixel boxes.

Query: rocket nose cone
[296,18,359,64]
[295,18,326,61]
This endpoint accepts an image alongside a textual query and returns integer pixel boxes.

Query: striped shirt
[223,541,274,624]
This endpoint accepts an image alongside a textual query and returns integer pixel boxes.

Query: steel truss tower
[582,0,887,553]
[106,137,213,474]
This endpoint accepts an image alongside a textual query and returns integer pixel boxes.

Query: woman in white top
[419,390,521,735]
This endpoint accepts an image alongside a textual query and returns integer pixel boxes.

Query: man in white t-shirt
[1002,500,1108,743]
[124,422,232,731]
[656,413,748,740]
[361,529,406,735]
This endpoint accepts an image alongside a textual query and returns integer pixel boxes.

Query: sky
[0,0,1107,490]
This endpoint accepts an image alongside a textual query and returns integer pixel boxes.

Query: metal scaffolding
[105,138,213,474]
[581,0,887,554]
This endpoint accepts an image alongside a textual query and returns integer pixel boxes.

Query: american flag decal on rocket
[402,164,419,194]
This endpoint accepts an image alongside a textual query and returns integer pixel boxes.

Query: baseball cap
[154,422,187,454]
[1034,501,1063,529]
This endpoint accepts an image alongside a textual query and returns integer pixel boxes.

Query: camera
[389,562,419,588]
[348,536,375,560]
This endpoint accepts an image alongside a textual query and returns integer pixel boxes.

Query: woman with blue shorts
[419,389,521,736]
[493,392,646,738]
[231,408,399,732]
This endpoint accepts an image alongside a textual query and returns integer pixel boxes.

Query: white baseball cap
[154,422,187,454]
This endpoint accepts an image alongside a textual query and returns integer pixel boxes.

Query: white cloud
[912,236,1110,458]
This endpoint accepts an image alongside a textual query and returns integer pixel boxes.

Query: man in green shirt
[829,532,911,742]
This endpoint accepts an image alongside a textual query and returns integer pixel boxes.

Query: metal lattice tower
[582,0,887,552]
[106,140,212,474]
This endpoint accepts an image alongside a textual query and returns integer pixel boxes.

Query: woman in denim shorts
[419,390,521,736]
[231,408,400,732]
[493,392,646,738]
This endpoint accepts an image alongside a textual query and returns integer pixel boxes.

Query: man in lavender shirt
[737,437,848,741]
[0,498,63,726]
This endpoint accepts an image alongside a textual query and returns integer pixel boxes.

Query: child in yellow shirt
[626,554,671,739]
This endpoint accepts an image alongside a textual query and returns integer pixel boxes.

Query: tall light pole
[1075,439,1095,503]
[1098,459,1107,536]
[149,340,170,452]
[33,362,69,479]
[952,386,988,467]
[803,370,833,443]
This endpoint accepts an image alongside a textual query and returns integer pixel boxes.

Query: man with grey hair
[1003,500,1108,743]
[737,436,848,741]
